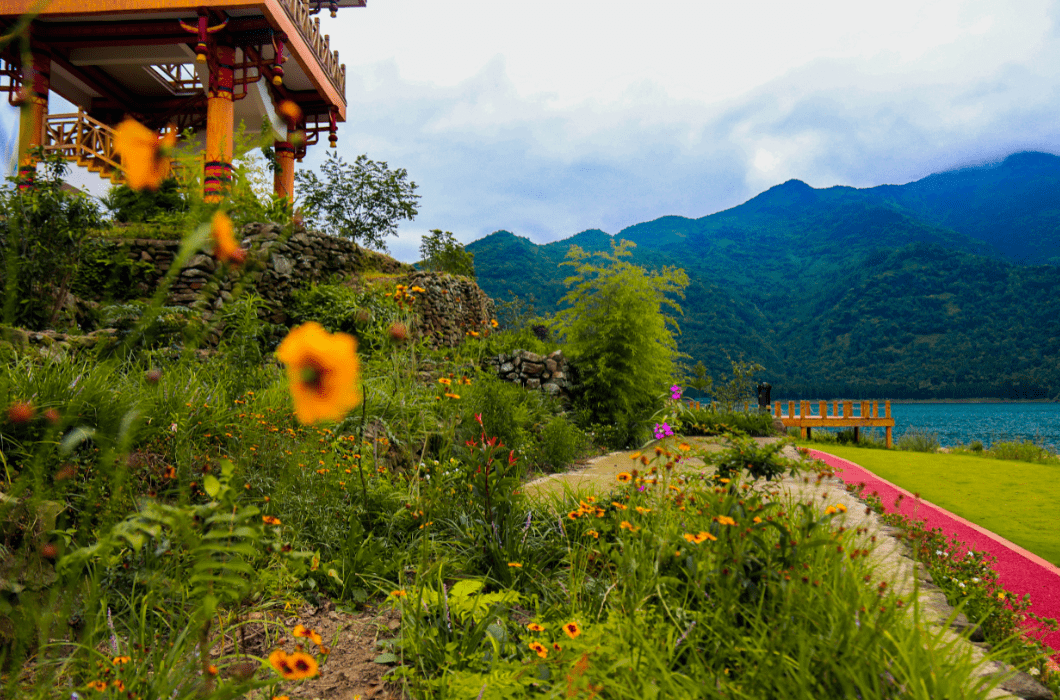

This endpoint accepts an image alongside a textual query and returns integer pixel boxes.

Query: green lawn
[794,443,1060,567]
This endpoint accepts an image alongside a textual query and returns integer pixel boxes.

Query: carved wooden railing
[277,0,346,96]
[43,109,123,183]
[43,109,181,185]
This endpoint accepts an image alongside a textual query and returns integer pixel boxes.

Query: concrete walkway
[522,436,1053,700]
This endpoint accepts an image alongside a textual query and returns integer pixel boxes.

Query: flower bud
[7,401,34,424]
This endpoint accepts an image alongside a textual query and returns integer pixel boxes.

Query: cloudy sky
[5,0,1060,264]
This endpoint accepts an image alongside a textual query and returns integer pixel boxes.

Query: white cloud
[5,0,1059,265]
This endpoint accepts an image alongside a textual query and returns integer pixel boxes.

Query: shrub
[895,427,940,452]
[528,415,591,473]
[969,439,984,453]
[101,177,185,223]
[0,149,104,330]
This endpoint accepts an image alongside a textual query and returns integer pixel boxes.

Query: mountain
[466,152,1060,400]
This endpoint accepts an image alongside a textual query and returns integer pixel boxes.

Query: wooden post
[885,400,891,418]
[872,400,878,418]
[886,426,892,449]
[854,426,860,443]
[774,402,781,418]
[819,400,827,418]
[273,140,295,199]
[205,44,235,203]
[844,400,853,419]
[860,400,868,419]
[833,400,839,418]
[787,401,793,420]
[17,50,50,183]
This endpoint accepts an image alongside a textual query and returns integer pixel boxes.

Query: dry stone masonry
[480,349,574,404]
[402,270,496,349]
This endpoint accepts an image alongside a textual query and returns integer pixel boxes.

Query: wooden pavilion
[0,0,360,200]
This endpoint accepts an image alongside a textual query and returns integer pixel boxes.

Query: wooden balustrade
[278,0,346,95]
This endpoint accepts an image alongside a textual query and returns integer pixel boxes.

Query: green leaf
[373,652,398,665]
[203,475,221,498]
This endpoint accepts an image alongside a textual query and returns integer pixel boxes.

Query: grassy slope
[798,443,1060,566]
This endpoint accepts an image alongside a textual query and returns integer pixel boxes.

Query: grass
[791,438,1060,567]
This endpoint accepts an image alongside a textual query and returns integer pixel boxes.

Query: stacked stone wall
[77,224,494,349]
[480,349,574,405]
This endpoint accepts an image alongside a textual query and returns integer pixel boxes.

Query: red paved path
[809,449,1060,665]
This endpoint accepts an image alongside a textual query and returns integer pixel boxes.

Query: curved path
[809,449,1060,665]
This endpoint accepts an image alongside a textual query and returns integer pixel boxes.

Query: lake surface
[773,401,1060,452]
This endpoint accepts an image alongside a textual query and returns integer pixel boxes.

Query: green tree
[546,239,691,448]
[0,148,104,330]
[295,151,420,252]
[418,229,475,278]
[712,358,767,413]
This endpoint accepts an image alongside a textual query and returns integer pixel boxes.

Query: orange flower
[293,624,323,646]
[269,649,296,679]
[563,622,581,639]
[616,472,632,483]
[278,100,303,127]
[86,680,107,692]
[114,119,176,191]
[262,515,282,525]
[528,641,548,659]
[527,622,545,632]
[277,322,361,424]
[715,515,736,526]
[211,211,245,265]
[287,651,318,679]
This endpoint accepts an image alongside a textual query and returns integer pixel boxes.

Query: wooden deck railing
[774,400,896,448]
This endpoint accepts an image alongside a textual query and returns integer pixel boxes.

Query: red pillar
[204,44,234,202]
[17,49,50,185]
[273,140,295,200]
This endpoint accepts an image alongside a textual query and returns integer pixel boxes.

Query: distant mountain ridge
[465,151,1060,400]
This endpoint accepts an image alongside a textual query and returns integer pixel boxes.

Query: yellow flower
[277,322,361,424]
[997,592,1006,601]
[612,501,628,510]
[584,530,599,539]
[824,506,837,515]
[438,377,452,386]
[635,506,652,514]
[528,641,548,659]
[685,531,716,543]
[507,562,523,568]
[491,319,499,328]
[444,392,461,399]
[411,286,426,293]
[619,520,639,532]
[262,515,281,525]
[527,622,545,632]
[678,443,692,451]
[616,472,632,483]
[114,118,176,191]
[563,622,581,639]
[836,503,848,513]
[629,452,642,459]
[752,516,762,524]
[715,516,736,526]
[211,211,245,264]
[112,656,131,665]
[390,589,407,597]
[567,510,581,520]
[469,331,480,337]
[87,680,107,691]
[278,100,303,124]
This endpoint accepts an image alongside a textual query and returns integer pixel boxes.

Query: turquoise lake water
[772,401,1060,453]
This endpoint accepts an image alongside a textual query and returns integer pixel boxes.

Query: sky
[5,0,1060,264]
